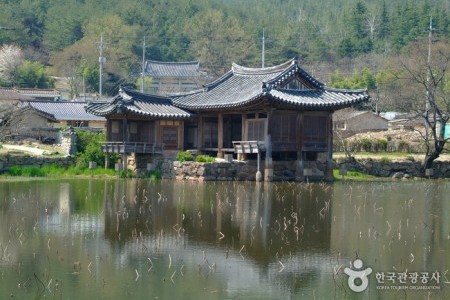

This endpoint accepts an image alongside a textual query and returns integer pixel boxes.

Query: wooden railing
[101,142,164,154]
[232,141,265,154]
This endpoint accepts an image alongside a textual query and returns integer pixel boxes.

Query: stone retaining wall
[156,158,450,181]
[0,155,73,170]
[158,159,328,181]
[335,157,450,179]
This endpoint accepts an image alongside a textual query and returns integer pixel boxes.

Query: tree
[394,40,450,171]
[184,9,256,76]
[17,60,54,88]
[50,15,139,95]
[0,44,24,86]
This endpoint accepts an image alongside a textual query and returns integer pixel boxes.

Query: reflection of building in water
[100,180,334,294]
[102,180,333,264]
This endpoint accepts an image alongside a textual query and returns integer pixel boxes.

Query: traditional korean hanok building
[172,58,368,181]
[86,58,369,180]
[85,88,192,171]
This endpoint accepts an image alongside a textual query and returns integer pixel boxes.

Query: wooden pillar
[122,117,128,171]
[106,120,111,141]
[264,112,273,182]
[179,120,184,151]
[296,112,304,181]
[197,116,203,151]
[239,114,247,161]
[217,113,224,158]
[325,112,333,181]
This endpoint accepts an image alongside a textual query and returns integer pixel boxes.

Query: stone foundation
[158,159,328,181]
[153,158,450,181]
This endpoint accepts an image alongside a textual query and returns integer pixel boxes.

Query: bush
[176,151,194,162]
[6,166,45,177]
[75,130,106,169]
[195,155,215,163]
[380,156,391,163]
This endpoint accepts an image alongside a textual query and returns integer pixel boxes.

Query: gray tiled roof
[18,105,57,121]
[268,88,368,109]
[144,60,206,78]
[0,88,34,101]
[85,87,192,119]
[172,59,367,111]
[24,101,105,121]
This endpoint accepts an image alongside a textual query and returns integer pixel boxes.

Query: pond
[0,179,449,299]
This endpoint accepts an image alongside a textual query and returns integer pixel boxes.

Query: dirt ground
[338,129,450,162]
[346,129,423,143]
[0,141,64,156]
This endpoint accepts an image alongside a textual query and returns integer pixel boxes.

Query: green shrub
[119,169,133,178]
[380,156,391,163]
[176,151,194,162]
[75,130,106,169]
[6,166,45,177]
[195,155,215,163]
[6,166,22,176]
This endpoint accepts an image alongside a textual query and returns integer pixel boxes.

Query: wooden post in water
[105,153,110,169]
[256,149,262,182]
[325,112,333,181]
[264,134,273,182]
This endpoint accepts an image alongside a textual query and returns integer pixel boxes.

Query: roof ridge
[146,60,199,65]
[120,87,172,102]
[232,58,295,75]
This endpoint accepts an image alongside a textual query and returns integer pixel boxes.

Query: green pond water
[0,179,449,299]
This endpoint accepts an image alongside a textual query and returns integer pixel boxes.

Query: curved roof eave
[173,93,266,111]
[267,93,369,109]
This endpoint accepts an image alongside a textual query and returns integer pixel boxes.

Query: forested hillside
[0,0,449,107]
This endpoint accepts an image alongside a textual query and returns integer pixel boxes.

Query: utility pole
[262,28,265,68]
[97,34,106,99]
[141,36,146,93]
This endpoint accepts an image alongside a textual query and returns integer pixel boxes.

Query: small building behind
[144,60,208,96]
[333,108,388,137]
[23,101,106,130]
[2,88,62,101]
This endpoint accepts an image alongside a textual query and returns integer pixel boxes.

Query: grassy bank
[332,169,382,181]
[0,164,161,180]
